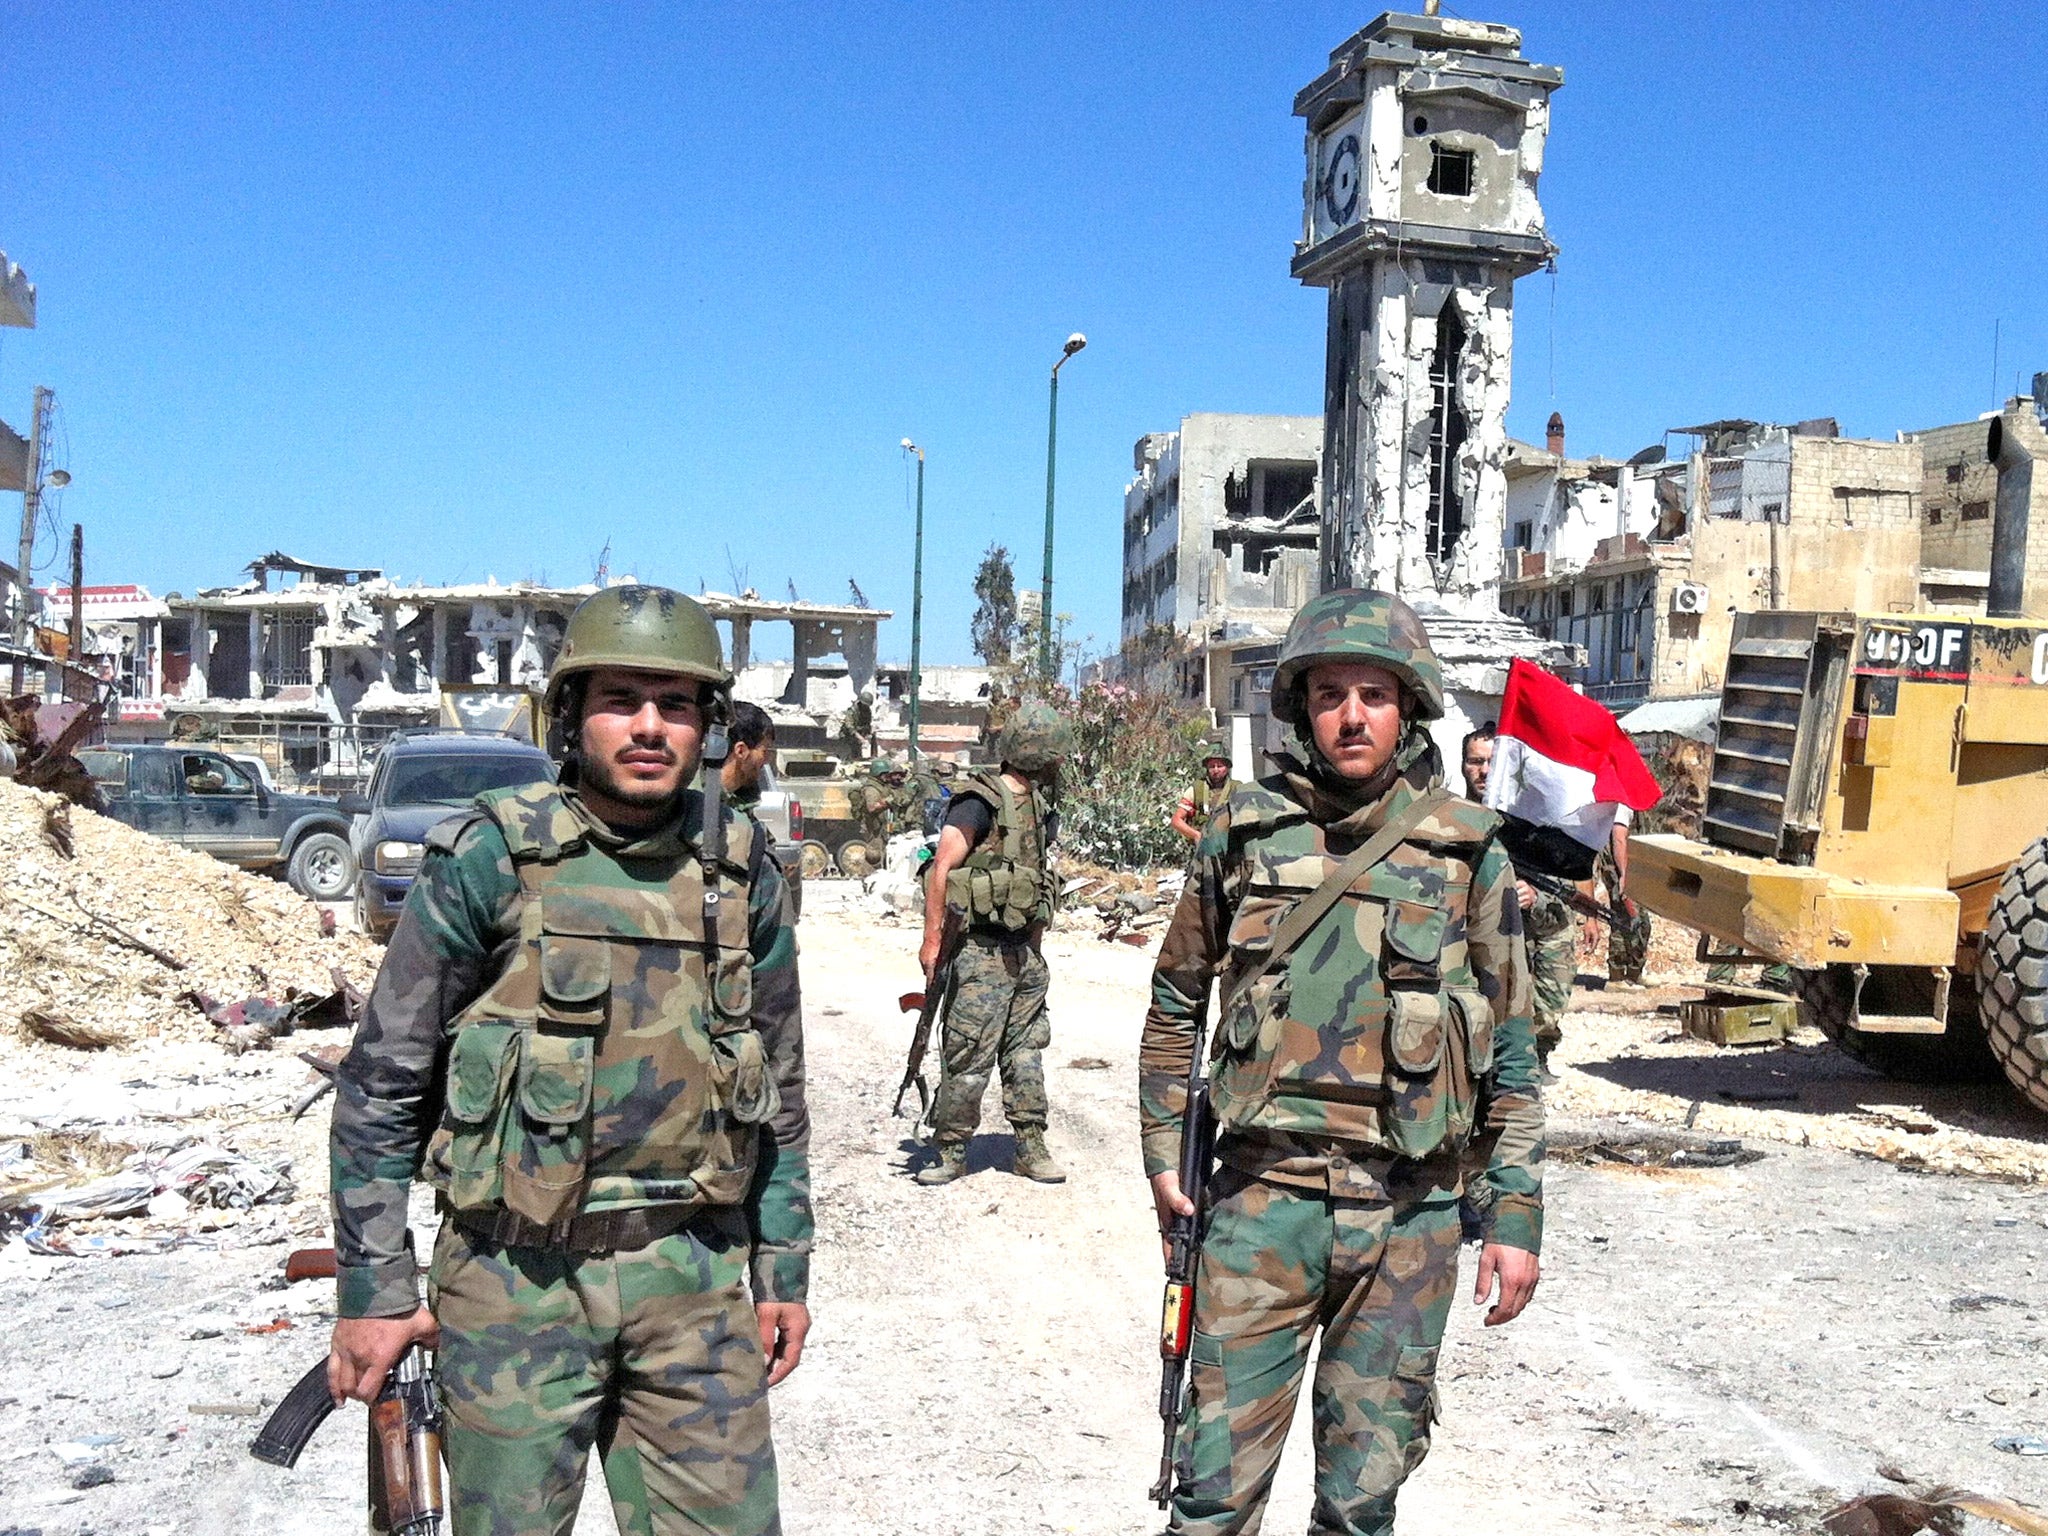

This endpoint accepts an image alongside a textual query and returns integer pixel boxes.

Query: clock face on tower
[1320,132,1360,228]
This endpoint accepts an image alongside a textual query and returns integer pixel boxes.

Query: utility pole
[1039,333,1087,680]
[14,387,50,647]
[68,523,84,665]
[10,386,52,693]
[901,439,926,757]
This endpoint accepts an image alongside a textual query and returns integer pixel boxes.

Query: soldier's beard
[578,745,701,815]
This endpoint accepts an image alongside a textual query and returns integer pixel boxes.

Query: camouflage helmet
[867,755,903,779]
[542,584,730,718]
[1197,730,1231,765]
[1271,588,1444,723]
[995,699,1074,772]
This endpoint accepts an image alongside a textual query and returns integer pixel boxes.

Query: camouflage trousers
[1596,851,1651,983]
[1525,893,1576,1052]
[1170,1168,1462,1536]
[928,933,1050,1145]
[428,1210,780,1536]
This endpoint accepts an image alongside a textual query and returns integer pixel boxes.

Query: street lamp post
[901,438,926,758]
[1039,332,1086,680]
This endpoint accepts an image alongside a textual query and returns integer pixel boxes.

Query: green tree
[971,544,1021,666]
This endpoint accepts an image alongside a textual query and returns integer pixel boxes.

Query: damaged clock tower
[1293,7,1580,753]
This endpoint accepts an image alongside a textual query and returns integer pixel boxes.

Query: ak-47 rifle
[1519,867,1633,927]
[251,1248,446,1536]
[894,908,962,1123]
[1150,1006,1215,1510]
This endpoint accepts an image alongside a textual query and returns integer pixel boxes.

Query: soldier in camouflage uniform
[857,757,910,866]
[915,700,1073,1187]
[1172,733,1242,845]
[1461,722,1572,1071]
[327,585,811,1536]
[1141,590,1543,1536]
[1595,815,1651,984]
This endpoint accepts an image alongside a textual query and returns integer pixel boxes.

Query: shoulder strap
[1222,788,1450,1009]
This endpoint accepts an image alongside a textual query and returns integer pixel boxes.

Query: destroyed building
[61,552,938,787]
[1118,413,1322,708]
[1907,376,2048,614]
[1501,417,1923,704]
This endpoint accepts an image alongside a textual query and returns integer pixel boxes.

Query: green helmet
[543,584,730,718]
[868,756,902,779]
[995,700,1074,772]
[1271,588,1444,724]
[1197,731,1231,765]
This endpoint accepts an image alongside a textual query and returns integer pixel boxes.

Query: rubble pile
[0,775,381,1049]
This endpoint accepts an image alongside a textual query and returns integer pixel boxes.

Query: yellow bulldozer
[1629,605,2048,1115]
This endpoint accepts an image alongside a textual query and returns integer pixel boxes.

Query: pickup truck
[78,744,358,900]
[342,731,556,939]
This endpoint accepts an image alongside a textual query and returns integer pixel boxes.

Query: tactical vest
[1209,781,1499,1161]
[424,782,777,1228]
[1190,776,1242,820]
[944,770,1050,935]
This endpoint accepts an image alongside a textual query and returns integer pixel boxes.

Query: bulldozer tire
[1977,836,2048,1114]
[1791,965,2002,1085]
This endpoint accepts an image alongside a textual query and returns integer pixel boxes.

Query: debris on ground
[0,1138,295,1256]
[183,969,366,1053]
[1,692,109,808]
[1823,1480,2048,1533]
[0,775,380,1049]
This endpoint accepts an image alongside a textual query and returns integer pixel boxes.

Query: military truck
[776,753,865,877]
[1628,607,2048,1114]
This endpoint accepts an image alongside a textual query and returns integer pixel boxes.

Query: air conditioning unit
[1671,582,1710,615]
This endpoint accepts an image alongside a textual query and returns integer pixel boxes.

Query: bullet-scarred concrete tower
[1295,11,1561,613]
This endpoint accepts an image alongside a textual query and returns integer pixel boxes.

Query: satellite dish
[1625,444,1666,468]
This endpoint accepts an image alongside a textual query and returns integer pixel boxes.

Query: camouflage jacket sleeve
[1137,815,1231,1177]
[744,830,814,1305]
[330,819,519,1318]
[1469,839,1545,1253]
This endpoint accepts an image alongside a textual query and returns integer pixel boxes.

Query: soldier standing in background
[1141,591,1543,1536]
[914,700,1074,1187]
[1595,813,1651,984]
[1170,734,1241,845]
[327,585,811,1536]
[723,698,776,814]
[1462,721,1573,1074]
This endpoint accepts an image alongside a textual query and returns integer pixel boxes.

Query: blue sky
[3,2,2042,667]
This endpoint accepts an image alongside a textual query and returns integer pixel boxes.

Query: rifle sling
[1221,788,1450,1012]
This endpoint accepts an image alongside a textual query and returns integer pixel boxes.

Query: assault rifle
[893,909,962,1123]
[250,1248,446,1536]
[1150,1010,1216,1510]
[1518,867,1633,928]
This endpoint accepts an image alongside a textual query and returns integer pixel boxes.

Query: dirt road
[3,892,2045,1534]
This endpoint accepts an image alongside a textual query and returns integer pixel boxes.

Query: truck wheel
[288,831,358,902]
[836,841,875,879]
[1977,836,2048,1114]
[1791,965,2000,1084]
[800,840,833,880]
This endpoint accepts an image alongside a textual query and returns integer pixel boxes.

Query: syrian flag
[1483,658,1662,879]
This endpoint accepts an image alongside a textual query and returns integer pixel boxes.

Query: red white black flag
[1483,658,1662,866]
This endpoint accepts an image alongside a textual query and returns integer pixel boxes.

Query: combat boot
[1012,1129,1066,1184]
[915,1143,967,1186]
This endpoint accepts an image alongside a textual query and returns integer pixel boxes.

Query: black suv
[78,744,359,900]
[343,732,556,939]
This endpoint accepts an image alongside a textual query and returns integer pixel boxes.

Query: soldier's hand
[1473,1243,1539,1327]
[1515,880,1536,911]
[918,934,942,985]
[328,1307,438,1404]
[1150,1170,1195,1261]
[756,1301,810,1387]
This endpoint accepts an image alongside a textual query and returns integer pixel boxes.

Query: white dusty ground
[2,885,2046,1535]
